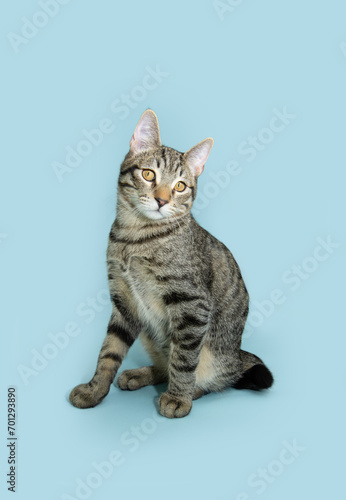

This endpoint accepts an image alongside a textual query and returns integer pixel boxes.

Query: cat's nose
[155,197,169,208]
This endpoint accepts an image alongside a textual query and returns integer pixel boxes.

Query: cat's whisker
[171,215,182,234]
[179,216,194,237]
[124,203,146,221]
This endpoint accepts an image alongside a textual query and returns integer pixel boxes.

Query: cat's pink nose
[155,197,169,208]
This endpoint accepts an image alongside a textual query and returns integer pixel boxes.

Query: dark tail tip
[233,364,274,391]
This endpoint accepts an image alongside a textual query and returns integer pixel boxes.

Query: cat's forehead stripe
[161,147,167,168]
[173,159,181,174]
[162,151,168,170]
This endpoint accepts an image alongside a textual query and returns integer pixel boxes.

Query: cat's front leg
[69,306,140,409]
[159,309,209,418]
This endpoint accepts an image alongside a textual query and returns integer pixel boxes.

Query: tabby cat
[69,110,273,418]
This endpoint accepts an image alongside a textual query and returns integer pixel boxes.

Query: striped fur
[69,110,273,417]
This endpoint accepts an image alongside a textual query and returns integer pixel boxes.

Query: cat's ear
[130,109,161,154]
[184,138,214,177]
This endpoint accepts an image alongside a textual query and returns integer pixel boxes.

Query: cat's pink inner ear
[184,138,214,177]
[130,110,161,154]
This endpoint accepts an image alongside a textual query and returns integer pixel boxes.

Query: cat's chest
[118,254,167,332]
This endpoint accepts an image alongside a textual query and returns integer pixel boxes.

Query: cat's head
[117,110,213,221]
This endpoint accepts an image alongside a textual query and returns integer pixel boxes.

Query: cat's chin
[142,209,166,221]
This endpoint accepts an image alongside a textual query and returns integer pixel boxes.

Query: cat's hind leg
[117,331,168,391]
[192,387,205,400]
[194,346,273,394]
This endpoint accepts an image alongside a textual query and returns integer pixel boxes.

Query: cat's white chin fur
[138,201,172,220]
[142,209,165,220]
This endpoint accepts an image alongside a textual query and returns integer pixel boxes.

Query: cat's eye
[174,181,186,192]
[142,169,155,181]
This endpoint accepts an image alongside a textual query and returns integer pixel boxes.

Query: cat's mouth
[144,208,166,220]
[139,204,172,221]
[134,198,176,221]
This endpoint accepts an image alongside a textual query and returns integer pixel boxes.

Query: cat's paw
[117,369,145,391]
[158,392,192,418]
[117,370,144,391]
[69,383,106,409]
[118,366,166,390]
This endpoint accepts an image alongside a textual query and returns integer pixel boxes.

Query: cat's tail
[232,350,274,391]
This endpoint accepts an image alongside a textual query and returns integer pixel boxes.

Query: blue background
[1,1,345,499]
